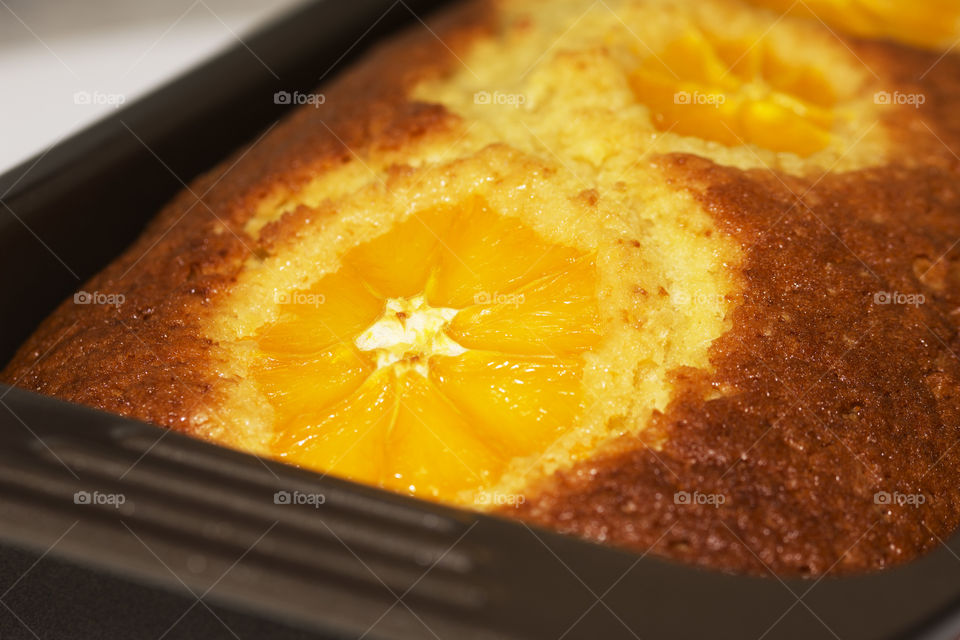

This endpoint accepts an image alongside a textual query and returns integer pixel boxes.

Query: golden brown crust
[5,0,960,577]
[512,41,960,575]
[0,0,494,432]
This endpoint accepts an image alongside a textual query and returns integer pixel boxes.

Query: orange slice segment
[343,206,453,298]
[446,256,601,355]
[253,344,373,423]
[746,0,960,50]
[383,372,506,501]
[257,268,383,355]
[273,368,397,485]
[426,197,583,309]
[429,351,585,458]
[738,100,832,157]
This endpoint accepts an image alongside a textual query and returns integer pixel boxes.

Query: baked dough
[5,0,960,575]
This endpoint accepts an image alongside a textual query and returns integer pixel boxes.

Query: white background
[0,0,309,175]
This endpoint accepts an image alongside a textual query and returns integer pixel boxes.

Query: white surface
[0,0,309,175]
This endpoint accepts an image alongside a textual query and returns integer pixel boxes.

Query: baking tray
[2,1,960,638]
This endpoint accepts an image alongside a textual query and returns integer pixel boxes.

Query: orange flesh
[630,30,840,156]
[253,198,601,503]
[746,0,960,50]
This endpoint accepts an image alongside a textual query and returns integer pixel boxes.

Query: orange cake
[5,0,960,575]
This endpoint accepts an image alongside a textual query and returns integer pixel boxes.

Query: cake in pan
[5,0,960,575]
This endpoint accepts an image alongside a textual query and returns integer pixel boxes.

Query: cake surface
[4,0,960,575]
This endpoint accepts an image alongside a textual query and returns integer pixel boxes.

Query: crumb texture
[4,0,960,575]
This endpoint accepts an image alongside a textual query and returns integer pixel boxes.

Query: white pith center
[354,295,466,376]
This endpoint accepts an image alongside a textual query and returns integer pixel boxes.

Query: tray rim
[2,1,960,638]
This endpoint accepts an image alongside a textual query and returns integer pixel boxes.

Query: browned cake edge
[4,3,960,576]
[0,0,494,435]
[510,40,960,575]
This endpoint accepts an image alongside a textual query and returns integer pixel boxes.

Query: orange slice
[252,197,601,504]
[629,29,841,155]
[746,0,960,50]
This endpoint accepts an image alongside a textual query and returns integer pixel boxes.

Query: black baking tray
[3,1,960,638]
